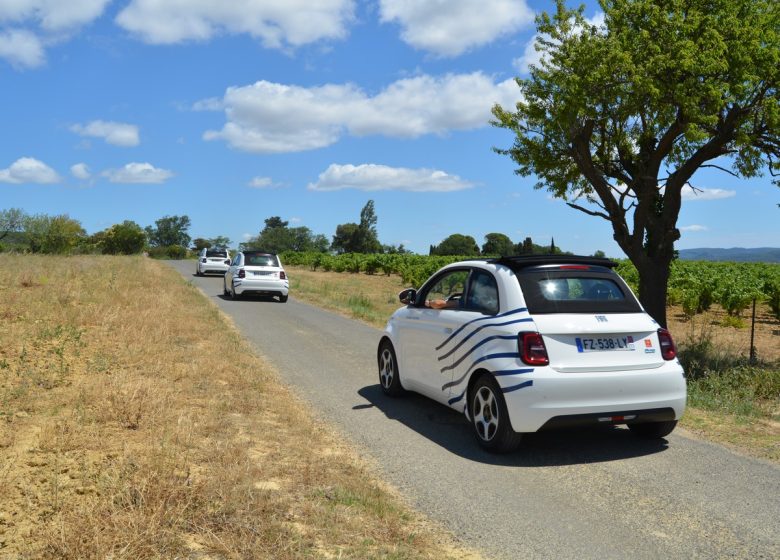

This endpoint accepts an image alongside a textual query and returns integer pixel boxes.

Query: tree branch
[566,202,611,221]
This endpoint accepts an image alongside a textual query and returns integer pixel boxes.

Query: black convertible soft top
[490,255,618,270]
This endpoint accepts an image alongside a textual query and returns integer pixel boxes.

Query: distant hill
[678,247,780,263]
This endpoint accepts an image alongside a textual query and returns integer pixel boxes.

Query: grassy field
[0,255,481,559]
[287,266,780,463]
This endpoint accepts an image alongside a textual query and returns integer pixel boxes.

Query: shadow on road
[357,384,670,467]
[216,294,283,303]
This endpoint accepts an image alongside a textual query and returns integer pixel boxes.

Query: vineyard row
[280,251,780,321]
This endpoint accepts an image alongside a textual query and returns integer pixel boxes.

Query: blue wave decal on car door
[437,317,534,361]
[502,380,533,393]
[435,307,528,351]
[439,334,518,373]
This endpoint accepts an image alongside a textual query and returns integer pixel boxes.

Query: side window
[465,270,499,315]
[423,270,469,309]
[231,254,241,266]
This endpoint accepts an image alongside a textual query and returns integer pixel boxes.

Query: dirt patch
[667,303,779,362]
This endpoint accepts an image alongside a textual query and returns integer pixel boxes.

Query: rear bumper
[501,364,686,433]
[234,278,289,296]
[199,262,229,273]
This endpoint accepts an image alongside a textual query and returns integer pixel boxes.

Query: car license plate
[575,336,635,352]
[252,271,273,276]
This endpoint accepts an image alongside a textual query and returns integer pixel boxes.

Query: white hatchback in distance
[377,256,686,452]
[196,248,231,275]
[224,251,289,302]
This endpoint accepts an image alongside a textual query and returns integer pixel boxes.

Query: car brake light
[200,258,207,263]
[518,332,549,366]
[225,259,230,265]
[238,269,245,279]
[559,265,590,270]
[279,270,286,280]
[657,328,677,360]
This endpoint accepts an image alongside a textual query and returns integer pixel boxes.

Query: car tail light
[279,270,286,280]
[200,258,207,263]
[518,332,549,366]
[238,269,245,279]
[224,259,230,265]
[657,328,677,360]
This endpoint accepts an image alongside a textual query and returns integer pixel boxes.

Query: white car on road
[224,251,289,302]
[196,248,231,275]
[377,256,686,452]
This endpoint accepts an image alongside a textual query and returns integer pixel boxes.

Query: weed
[720,315,746,329]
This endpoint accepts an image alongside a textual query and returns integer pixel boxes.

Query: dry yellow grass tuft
[0,255,481,559]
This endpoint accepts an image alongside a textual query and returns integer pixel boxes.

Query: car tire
[196,267,202,276]
[279,294,288,303]
[230,280,241,300]
[627,420,677,439]
[223,278,230,296]
[378,340,405,397]
[470,375,523,453]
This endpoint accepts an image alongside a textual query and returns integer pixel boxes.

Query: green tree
[192,238,210,251]
[431,234,480,256]
[0,208,26,243]
[145,215,191,249]
[331,200,382,254]
[355,200,381,253]
[208,236,231,249]
[192,236,231,251]
[482,233,515,256]
[331,223,360,254]
[493,0,780,327]
[25,214,86,254]
[244,217,328,253]
[593,249,606,258]
[515,236,535,255]
[101,221,147,255]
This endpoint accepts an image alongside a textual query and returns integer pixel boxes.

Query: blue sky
[1,0,778,256]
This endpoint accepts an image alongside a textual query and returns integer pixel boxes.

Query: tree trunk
[634,258,671,329]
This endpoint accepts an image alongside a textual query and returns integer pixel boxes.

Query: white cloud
[0,1,110,68]
[202,72,522,153]
[680,225,708,232]
[0,29,44,68]
[248,176,282,189]
[379,0,533,57]
[104,162,173,184]
[513,12,605,74]
[0,0,109,31]
[0,157,60,184]
[70,120,140,147]
[70,162,91,180]
[116,0,354,48]
[307,163,475,192]
[681,185,736,201]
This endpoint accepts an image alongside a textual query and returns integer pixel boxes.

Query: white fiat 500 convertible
[377,256,686,452]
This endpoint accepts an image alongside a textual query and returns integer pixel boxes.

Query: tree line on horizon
[0,201,593,258]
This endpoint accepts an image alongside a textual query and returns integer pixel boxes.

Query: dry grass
[287,265,780,463]
[0,255,481,559]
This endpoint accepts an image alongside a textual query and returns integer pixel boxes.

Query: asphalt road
[169,261,779,560]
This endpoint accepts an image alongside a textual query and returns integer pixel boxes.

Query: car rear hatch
[532,313,664,372]
[512,261,665,372]
[244,266,284,279]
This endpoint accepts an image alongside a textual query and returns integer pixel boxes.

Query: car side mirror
[399,288,417,305]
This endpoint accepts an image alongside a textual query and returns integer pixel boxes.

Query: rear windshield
[244,253,279,267]
[516,268,641,313]
[206,249,227,258]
